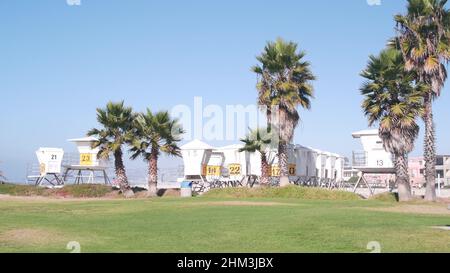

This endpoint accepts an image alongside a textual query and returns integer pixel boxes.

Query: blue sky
[1,0,450,181]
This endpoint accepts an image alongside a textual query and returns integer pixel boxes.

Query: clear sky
[1,0,450,182]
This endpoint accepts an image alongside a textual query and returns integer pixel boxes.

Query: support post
[353,175,363,193]
[437,173,441,198]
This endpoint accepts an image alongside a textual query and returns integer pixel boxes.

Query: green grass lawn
[0,196,449,253]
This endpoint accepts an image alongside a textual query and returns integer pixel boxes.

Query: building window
[437,157,444,166]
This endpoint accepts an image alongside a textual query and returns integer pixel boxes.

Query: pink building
[408,157,425,188]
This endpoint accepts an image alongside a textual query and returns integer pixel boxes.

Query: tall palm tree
[0,165,5,183]
[395,0,450,201]
[361,48,425,202]
[130,109,184,197]
[253,38,316,187]
[87,101,135,194]
[239,128,277,186]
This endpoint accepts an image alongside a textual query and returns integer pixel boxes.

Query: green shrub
[0,183,114,198]
[347,176,359,184]
[369,192,399,202]
[56,184,114,198]
[203,185,361,201]
[0,183,48,196]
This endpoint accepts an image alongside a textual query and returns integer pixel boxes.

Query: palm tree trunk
[260,152,269,186]
[395,153,412,202]
[148,148,158,197]
[278,142,290,187]
[114,148,130,193]
[0,169,5,182]
[275,107,293,187]
[423,94,437,202]
[266,107,272,132]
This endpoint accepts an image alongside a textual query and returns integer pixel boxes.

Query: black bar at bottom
[2,253,446,272]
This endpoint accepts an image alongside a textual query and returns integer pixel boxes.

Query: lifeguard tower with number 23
[63,137,111,185]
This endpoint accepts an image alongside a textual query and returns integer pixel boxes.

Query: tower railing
[352,151,368,167]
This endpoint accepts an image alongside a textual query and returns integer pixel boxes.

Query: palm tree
[0,165,5,183]
[394,0,450,201]
[239,128,277,186]
[87,101,135,195]
[253,38,316,187]
[130,109,184,197]
[361,48,425,202]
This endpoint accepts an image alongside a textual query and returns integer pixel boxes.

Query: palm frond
[253,38,316,142]
[360,47,423,155]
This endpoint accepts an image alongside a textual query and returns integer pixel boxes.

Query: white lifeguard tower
[181,139,214,179]
[179,139,346,193]
[352,129,395,195]
[63,137,111,185]
[181,140,263,191]
[32,148,65,186]
[294,145,317,178]
[217,144,246,179]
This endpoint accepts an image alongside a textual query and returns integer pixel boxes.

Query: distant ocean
[7,165,184,186]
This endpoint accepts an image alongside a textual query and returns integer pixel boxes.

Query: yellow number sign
[202,165,221,176]
[80,153,93,166]
[228,164,241,175]
[269,164,297,176]
[39,163,46,176]
[208,166,221,176]
[270,165,281,177]
[288,164,297,176]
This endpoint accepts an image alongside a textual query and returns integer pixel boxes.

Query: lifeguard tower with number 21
[32,148,65,186]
